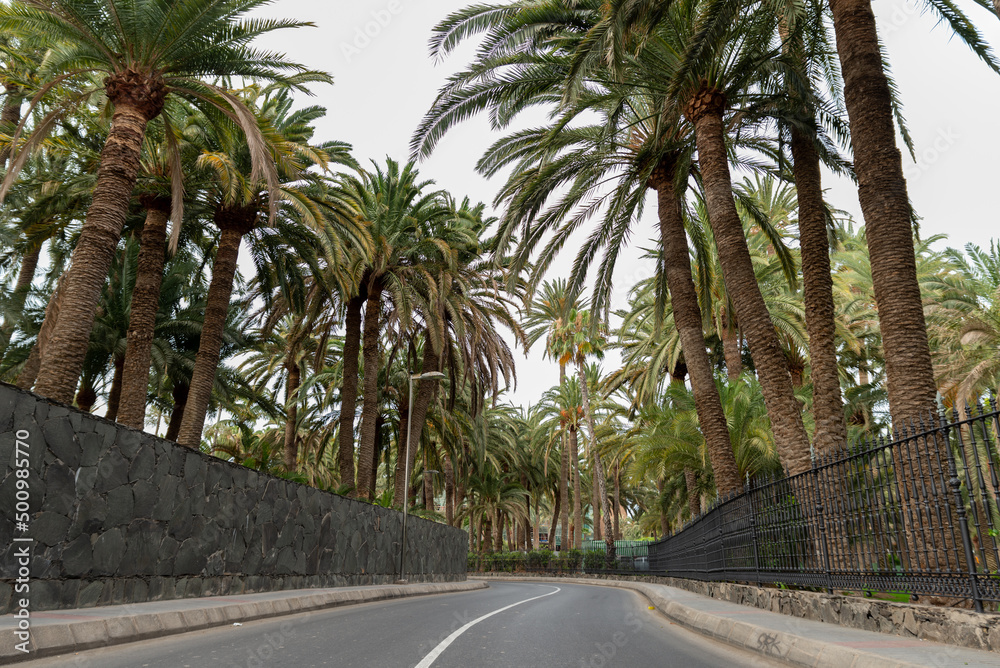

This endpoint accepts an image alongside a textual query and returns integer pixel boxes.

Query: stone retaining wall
[477,572,1000,653]
[0,383,467,613]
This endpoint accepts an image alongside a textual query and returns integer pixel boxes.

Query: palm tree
[116,109,208,430]
[824,0,997,428]
[415,2,758,487]
[0,0,321,405]
[772,15,851,455]
[335,159,454,499]
[551,310,617,561]
[934,242,1000,406]
[176,87,353,447]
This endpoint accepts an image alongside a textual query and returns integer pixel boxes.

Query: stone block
[80,430,103,466]
[92,527,126,575]
[62,533,93,577]
[120,519,162,576]
[105,484,135,527]
[175,537,208,575]
[132,479,158,518]
[0,385,16,431]
[31,511,71,547]
[69,619,109,649]
[43,415,80,468]
[74,466,98,497]
[78,580,104,608]
[184,451,207,487]
[94,448,129,493]
[128,444,155,482]
[115,428,141,458]
[28,623,76,653]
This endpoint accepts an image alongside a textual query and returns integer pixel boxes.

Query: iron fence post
[747,478,762,586]
[944,415,985,613]
[814,465,834,595]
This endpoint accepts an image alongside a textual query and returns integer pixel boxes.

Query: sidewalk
[474,576,1000,668]
[0,579,486,665]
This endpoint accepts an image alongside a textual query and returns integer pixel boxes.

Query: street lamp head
[412,371,446,381]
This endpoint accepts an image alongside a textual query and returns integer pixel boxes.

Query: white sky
[253,0,1000,410]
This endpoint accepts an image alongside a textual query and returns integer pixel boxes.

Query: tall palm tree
[335,159,454,499]
[0,0,321,404]
[551,310,617,560]
[176,87,352,447]
[643,2,811,475]
[823,0,997,428]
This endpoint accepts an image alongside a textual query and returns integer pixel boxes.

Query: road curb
[473,576,924,668]
[1,580,487,665]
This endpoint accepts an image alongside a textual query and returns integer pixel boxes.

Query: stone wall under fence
[0,383,467,614]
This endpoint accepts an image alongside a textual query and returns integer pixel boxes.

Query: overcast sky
[254,0,1000,410]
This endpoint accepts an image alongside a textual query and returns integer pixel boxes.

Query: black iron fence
[650,399,1000,612]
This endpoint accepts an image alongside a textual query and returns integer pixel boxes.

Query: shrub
[583,549,605,570]
[527,549,553,569]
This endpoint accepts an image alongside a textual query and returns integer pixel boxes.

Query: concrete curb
[1,580,487,665]
[474,576,924,668]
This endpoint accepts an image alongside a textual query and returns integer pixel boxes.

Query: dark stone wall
[0,383,467,613]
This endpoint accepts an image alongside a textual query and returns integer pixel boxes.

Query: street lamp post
[398,370,445,582]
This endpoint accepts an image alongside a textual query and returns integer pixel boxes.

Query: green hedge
[470,548,593,573]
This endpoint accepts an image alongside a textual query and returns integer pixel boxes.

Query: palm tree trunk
[791,128,848,455]
[559,435,570,552]
[533,498,540,548]
[370,413,383,499]
[283,360,300,470]
[177,211,250,448]
[34,99,155,404]
[520,471,532,548]
[18,273,67,390]
[827,0,937,427]
[684,468,700,519]
[0,243,41,349]
[337,294,364,492]
[577,364,615,562]
[16,345,41,390]
[720,321,742,379]
[456,440,467,523]
[104,355,125,421]
[687,92,811,475]
[164,382,188,442]
[657,477,669,537]
[1,83,23,167]
[570,425,583,548]
[444,453,455,525]
[653,163,742,495]
[828,0,945,572]
[393,337,441,506]
[356,277,383,500]
[613,461,621,540]
[117,201,169,429]
[423,457,434,509]
[549,486,561,550]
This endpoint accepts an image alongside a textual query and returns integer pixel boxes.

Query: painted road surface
[17,581,781,667]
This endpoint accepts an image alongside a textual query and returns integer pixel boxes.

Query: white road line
[413,586,561,668]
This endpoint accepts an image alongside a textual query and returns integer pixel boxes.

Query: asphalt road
[20,582,782,668]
